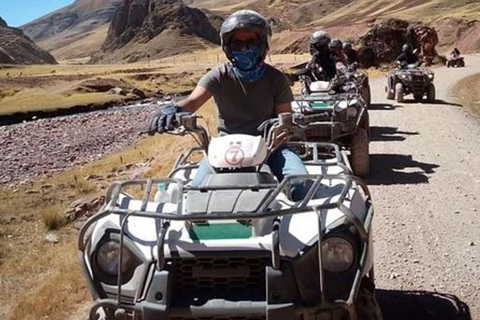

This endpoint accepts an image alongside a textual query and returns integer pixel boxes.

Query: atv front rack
[78,143,374,320]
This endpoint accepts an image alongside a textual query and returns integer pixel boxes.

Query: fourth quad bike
[293,75,370,177]
[386,62,435,103]
[446,55,465,68]
[78,112,382,320]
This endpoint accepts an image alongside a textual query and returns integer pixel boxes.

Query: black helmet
[309,30,330,55]
[220,10,272,61]
[309,30,331,46]
[329,38,343,50]
[343,42,353,52]
[402,43,413,53]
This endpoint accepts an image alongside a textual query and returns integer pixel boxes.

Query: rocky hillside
[0,17,57,65]
[90,0,221,63]
[21,0,123,60]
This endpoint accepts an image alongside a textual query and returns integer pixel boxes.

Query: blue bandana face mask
[232,47,266,83]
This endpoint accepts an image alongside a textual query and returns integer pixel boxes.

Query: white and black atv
[293,75,370,178]
[78,113,382,320]
[385,62,435,103]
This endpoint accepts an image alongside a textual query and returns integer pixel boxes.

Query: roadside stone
[65,196,105,221]
[45,232,60,244]
[132,88,146,99]
[25,189,41,194]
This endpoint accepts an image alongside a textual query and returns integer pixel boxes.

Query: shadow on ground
[366,154,439,185]
[377,290,471,320]
[396,99,463,107]
[371,126,419,142]
[369,103,399,111]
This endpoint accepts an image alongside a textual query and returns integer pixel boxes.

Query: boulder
[355,18,440,67]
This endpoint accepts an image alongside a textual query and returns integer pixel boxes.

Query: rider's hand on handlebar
[147,103,180,135]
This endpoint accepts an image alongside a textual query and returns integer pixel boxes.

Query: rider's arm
[176,86,212,113]
[274,69,294,114]
[275,102,292,114]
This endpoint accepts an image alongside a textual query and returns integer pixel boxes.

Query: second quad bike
[78,112,382,320]
[385,62,435,103]
[293,75,370,178]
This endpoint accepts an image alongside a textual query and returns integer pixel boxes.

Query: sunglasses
[230,39,261,52]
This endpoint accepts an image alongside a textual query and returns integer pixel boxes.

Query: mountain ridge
[0,17,57,64]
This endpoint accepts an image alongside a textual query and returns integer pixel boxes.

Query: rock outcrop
[355,19,440,67]
[0,17,57,65]
[91,0,221,63]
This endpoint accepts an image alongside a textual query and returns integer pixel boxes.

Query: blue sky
[0,0,74,27]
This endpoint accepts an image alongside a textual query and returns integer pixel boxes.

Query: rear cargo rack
[79,142,374,320]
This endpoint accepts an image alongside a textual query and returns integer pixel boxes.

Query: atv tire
[385,85,394,100]
[350,127,369,177]
[413,93,423,101]
[356,277,384,320]
[362,86,372,107]
[395,83,404,103]
[427,84,436,102]
[459,60,465,67]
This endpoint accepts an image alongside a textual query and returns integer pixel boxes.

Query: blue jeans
[191,148,308,201]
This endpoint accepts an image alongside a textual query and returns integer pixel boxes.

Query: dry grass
[40,205,66,230]
[0,100,216,319]
[0,91,123,115]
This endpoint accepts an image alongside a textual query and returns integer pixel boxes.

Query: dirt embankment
[453,73,480,119]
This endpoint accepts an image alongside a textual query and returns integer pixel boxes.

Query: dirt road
[370,55,480,319]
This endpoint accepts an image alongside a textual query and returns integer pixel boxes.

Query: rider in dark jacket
[396,43,419,65]
[306,30,336,81]
[343,42,359,65]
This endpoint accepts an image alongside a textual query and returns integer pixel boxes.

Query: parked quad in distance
[78,112,382,320]
[446,55,465,68]
[386,62,435,103]
[293,73,370,177]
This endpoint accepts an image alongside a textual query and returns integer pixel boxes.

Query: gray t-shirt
[198,63,293,135]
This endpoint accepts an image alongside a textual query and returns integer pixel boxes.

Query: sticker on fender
[225,147,244,166]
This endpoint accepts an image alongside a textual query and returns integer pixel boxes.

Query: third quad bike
[446,55,465,68]
[386,62,435,103]
[293,74,370,177]
[78,112,382,320]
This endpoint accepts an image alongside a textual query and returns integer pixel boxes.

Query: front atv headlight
[401,74,408,79]
[428,73,434,79]
[346,106,358,118]
[96,240,134,276]
[321,237,354,272]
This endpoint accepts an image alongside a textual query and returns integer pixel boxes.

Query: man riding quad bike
[79,112,383,320]
[293,68,370,177]
[301,35,371,107]
[78,11,383,320]
[386,43,435,103]
[446,48,465,68]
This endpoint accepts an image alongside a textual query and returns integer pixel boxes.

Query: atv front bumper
[87,264,367,320]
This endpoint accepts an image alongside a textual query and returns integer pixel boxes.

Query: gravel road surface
[370,55,480,319]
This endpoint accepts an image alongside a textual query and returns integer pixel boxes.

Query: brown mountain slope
[0,17,57,65]
[20,0,123,60]
[311,0,480,27]
[189,0,354,28]
[90,0,221,63]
